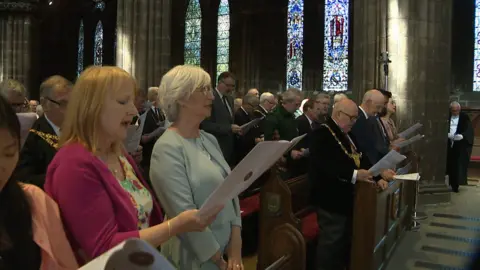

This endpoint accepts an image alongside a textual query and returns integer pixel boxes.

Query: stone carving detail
[0,1,38,12]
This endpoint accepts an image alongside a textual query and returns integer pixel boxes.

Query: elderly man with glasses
[0,79,29,112]
[14,75,72,189]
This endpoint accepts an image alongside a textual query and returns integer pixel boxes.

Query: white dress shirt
[44,114,61,136]
[449,116,459,135]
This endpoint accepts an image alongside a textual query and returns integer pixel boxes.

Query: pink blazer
[45,143,163,264]
[23,184,78,270]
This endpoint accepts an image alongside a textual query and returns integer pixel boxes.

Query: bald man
[351,90,390,164]
[309,99,387,270]
[246,88,259,98]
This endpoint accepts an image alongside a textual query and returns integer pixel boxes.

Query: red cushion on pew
[471,156,480,162]
[240,193,260,218]
[301,212,319,241]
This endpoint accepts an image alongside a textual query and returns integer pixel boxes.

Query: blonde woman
[44,66,220,264]
[150,65,243,270]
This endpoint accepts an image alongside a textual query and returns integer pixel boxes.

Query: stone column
[352,0,453,193]
[0,1,36,92]
[116,0,171,91]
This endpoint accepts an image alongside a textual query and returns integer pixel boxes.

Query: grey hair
[148,87,159,101]
[40,75,72,98]
[0,79,26,99]
[158,65,211,122]
[260,92,274,103]
[282,88,302,103]
[243,94,259,106]
[450,101,461,109]
[316,92,330,101]
[333,93,347,103]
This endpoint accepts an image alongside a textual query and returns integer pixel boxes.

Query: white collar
[44,114,60,136]
[241,107,248,115]
[215,88,224,99]
[305,114,313,125]
[359,106,368,119]
[260,105,269,113]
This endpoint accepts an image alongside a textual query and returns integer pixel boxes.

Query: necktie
[222,96,232,117]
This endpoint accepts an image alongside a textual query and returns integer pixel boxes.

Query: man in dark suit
[141,87,166,177]
[291,99,318,176]
[234,94,262,164]
[15,76,72,188]
[309,99,388,270]
[201,72,241,165]
[447,101,474,192]
[351,89,392,164]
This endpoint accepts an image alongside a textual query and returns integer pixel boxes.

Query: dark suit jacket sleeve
[460,114,474,145]
[200,118,232,136]
[263,114,278,140]
[351,116,378,164]
[14,133,46,188]
[310,128,355,183]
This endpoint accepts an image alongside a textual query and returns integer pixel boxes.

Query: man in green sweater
[264,88,303,178]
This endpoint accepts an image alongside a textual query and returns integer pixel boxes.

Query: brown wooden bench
[256,170,317,270]
[257,151,419,270]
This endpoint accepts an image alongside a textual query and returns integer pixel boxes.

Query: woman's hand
[226,226,243,270]
[170,206,223,235]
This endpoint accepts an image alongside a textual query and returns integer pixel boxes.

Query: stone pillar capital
[0,1,39,13]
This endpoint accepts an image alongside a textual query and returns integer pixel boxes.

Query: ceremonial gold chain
[29,129,59,150]
[321,124,361,168]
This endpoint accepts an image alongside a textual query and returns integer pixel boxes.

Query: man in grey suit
[201,72,242,165]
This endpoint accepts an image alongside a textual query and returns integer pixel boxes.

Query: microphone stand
[379,52,391,92]
[379,52,426,231]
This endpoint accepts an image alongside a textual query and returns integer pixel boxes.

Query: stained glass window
[184,0,202,66]
[474,0,480,91]
[286,0,304,89]
[94,21,104,66]
[77,20,84,77]
[95,0,105,11]
[322,0,350,92]
[216,0,230,80]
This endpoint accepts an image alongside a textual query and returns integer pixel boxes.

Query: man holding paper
[234,94,263,164]
[446,101,474,192]
[309,99,389,270]
[14,76,72,188]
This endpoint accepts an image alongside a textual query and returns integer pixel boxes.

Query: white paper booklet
[240,117,264,134]
[394,134,424,149]
[198,134,306,218]
[17,113,38,148]
[396,162,412,175]
[369,150,406,176]
[80,238,175,270]
[124,113,148,153]
[394,173,420,181]
[397,123,423,138]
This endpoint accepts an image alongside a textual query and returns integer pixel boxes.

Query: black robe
[14,116,58,189]
[447,112,474,188]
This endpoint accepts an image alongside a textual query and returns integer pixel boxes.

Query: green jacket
[264,105,298,141]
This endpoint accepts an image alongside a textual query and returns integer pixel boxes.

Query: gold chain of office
[29,129,59,150]
[321,124,361,168]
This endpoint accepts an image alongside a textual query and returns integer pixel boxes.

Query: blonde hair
[158,65,211,122]
[60,66,137,154]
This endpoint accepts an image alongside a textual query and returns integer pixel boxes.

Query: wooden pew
[257,170,318,270]
[257,151,419,270]
[349,151,418,269]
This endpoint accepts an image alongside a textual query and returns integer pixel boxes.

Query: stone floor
[242,169,480,270]
[386,171,480,270]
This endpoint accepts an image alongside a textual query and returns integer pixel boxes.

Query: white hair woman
[150,65,243,270]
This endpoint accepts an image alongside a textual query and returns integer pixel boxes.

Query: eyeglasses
[45,97,68,108]
[220,80,236,88]
[195,86,213,95]
[340,111,358,121]
[10,98,29,112]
